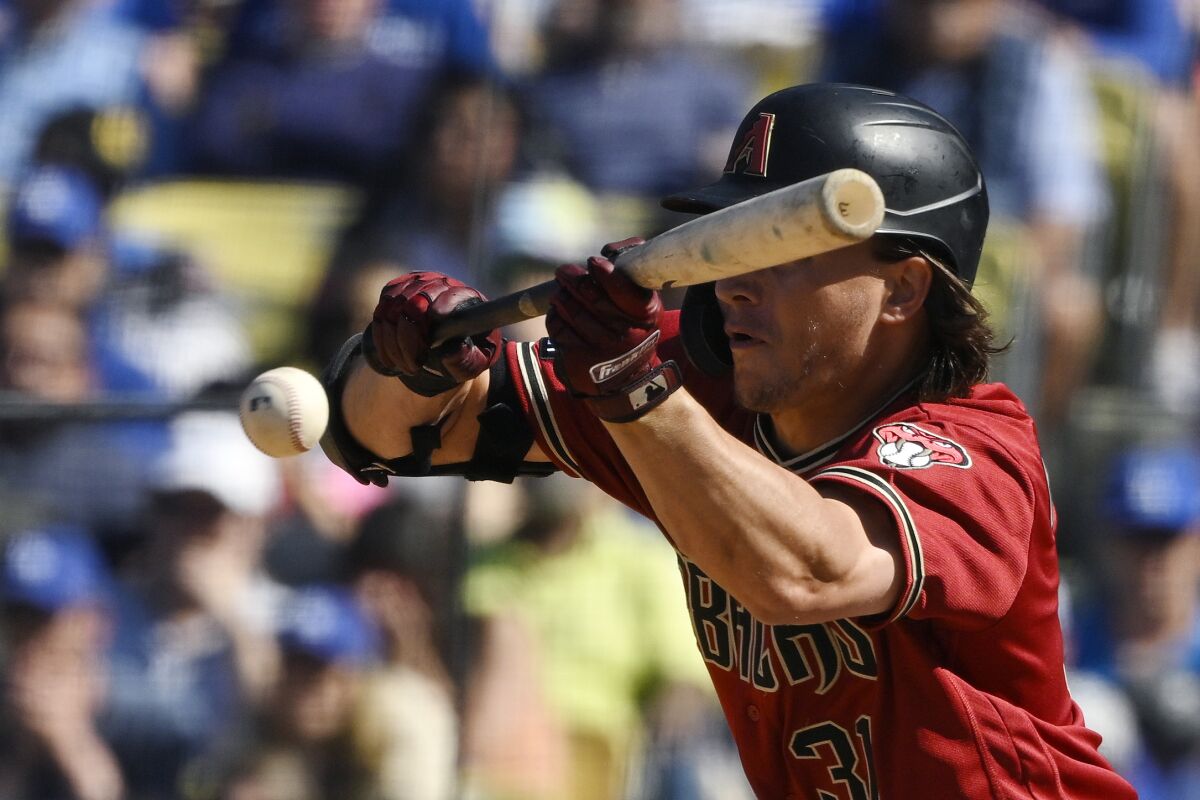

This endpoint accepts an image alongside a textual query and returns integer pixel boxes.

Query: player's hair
[874,236,1008,402]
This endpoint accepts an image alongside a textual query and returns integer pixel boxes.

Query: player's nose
[714,272,763,306]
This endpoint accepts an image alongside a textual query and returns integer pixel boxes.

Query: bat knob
[821,169,885,239]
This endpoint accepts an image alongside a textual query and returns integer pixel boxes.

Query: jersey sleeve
[502,311,740,524]
[810,416,1046,631]
[504,336,661,519]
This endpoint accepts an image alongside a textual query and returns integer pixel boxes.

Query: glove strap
[586,360,683,423]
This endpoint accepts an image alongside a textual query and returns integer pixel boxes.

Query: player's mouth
[724,324,767,350]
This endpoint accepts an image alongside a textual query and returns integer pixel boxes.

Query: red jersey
[505,312,1135,800]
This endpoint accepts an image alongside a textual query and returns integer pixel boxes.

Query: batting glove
[546,239,682,423]
[362,271,502,397]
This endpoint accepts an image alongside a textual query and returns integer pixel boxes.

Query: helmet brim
[661,177,777,215]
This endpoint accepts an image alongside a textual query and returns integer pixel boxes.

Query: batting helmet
[665,83,989,376]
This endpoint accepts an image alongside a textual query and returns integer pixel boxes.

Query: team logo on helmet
[873,423,971,470]
[724,113,775,177]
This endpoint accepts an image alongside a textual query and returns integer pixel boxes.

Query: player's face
[715,241,889,415]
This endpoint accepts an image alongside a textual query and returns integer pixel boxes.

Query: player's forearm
[341,354,486,463]
[604,391,889,625]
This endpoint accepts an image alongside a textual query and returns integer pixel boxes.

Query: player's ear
[879,256,931,325]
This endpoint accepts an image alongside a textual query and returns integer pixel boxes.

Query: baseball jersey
[505,311,1136,799]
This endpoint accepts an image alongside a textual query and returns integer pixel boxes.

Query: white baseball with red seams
[239,367,329,457]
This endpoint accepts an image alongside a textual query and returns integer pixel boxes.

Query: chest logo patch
[873,422,972,470]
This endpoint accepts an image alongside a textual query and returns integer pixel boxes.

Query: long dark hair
[874,236,1008,402]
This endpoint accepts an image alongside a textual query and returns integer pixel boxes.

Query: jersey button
[746,704,760,722]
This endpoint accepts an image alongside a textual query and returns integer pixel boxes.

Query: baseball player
[321,84,1136,798]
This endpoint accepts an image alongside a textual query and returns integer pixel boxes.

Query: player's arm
[340,357,489,463]
[605,395,902,626]
[323,272,549,487]
[547,252,901,626]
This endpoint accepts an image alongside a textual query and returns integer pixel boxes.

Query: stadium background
[0,0,1198,798]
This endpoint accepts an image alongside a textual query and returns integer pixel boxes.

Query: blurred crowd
[0,0,1199,798]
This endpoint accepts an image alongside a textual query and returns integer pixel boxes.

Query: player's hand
[363,271,502,397]
[547,239,682,422]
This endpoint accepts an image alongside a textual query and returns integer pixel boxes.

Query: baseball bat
[430,168,885,345]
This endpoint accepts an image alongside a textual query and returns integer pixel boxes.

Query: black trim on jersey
[813,466,925,622]
[517,340,582,477]
[753,379,919,474]
[464,356,558,482]
[754,419,852,474]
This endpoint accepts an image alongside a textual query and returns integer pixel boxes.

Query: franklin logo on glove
[547,242,682,423]
[589,332,661,385]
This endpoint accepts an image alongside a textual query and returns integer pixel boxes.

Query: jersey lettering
[685,558,733,669]
[830,619,879,682]
[789,716,878,800]
[732,598,754,681]
[748,613,779,690]
[774,624,843,693]
[732,600,779,691]
[681,558,877,694]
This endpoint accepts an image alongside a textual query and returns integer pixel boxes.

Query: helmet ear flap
[680,282,732,377]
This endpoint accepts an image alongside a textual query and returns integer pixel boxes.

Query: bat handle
[428,242,655,346]
[429,279,558,347]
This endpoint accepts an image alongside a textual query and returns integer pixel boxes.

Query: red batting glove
[363,271,502,397]
[546,239,683,423]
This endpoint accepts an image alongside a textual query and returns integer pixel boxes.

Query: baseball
[239,367,329,458]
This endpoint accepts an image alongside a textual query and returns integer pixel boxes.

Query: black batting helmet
[665,83,989,376]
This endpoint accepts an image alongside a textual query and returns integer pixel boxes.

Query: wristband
[585,360,683,423]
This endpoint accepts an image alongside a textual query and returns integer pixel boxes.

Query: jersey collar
[753,379,918,475]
